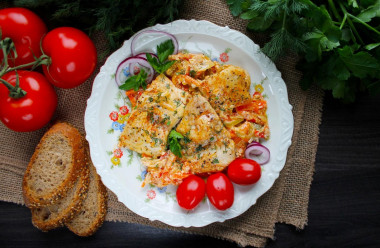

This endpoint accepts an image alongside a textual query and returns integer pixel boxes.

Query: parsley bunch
[227,0,380,102]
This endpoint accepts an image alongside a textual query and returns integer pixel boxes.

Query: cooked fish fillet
[199,64,252,123]
[118,74,189,157]
[177,94,235,174]
[166,53,216,80]
[141,94,235,187]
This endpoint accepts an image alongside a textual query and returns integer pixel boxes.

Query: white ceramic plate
[85,20,293,227]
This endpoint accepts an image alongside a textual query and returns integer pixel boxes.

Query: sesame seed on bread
[66,145,107,236]
[23,122,86,208]
[31,160,90,231]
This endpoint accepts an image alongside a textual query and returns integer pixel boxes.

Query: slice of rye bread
[23,122,86,208]
[31,161,90,231]
[66,146,107,236]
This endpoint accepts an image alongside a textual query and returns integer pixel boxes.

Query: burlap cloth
[0,0,323,247]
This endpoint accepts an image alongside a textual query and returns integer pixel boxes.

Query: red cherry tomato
[176,175,206,210]
[0,8,47,66]
[0,71,57,132]
[206,172,234,210]
[41,27,97,89]
[227,158,262,185]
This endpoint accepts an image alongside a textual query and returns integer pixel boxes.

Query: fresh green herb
[195,145,204,153]
[183,135,191,144]
[189,70,197,77]
[173,99,182,107]
[146,40,176,74]
[119,69,147,91]
[227,0,380,102]
[168,130,184,157]
[211,158,220,164]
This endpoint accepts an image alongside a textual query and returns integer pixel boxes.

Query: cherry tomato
[0,71,57,132]
[41,27,97,89]
[227,158,261,185]
[227,158,262,185]
[176,175,206,210]
[0,8,47,66]
[206,173,234,210]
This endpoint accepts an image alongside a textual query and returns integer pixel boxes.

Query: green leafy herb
[168,130,184,157]
[227,0,380,102]
[146,40,176,74]
[211,158,219,164]
[14,0,184,52]
[119,69,148,91]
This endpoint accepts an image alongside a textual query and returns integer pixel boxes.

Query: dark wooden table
[1,92,379,247]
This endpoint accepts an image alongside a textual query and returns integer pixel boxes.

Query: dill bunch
[12,0,184,51]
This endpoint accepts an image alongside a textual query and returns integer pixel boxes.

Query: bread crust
[23,122,86,208]
[31,161,90,231]
[66,145,108,236]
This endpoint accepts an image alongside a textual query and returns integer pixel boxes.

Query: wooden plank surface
[1,93,379,247]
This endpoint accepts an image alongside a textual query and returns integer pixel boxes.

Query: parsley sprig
[119,69,148,91]
[146,39,176,74]
[227,0,380,102]
[168,130,184,158]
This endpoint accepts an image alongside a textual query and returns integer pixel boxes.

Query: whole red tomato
[0,8,47,66]
[227,158,262,185]
[206,172,234,210]
[0,71,57,132]
[41,27,97,89]
[176,175,206,210]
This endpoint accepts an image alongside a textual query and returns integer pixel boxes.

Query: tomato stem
[0,77,27,98]
[1,37,51,99]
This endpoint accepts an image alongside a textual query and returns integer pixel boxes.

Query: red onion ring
[134,52,158,60]
[131,30,179,56]
[115,57,154,86]
[245,142,270,165]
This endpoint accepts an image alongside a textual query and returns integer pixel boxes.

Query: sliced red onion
[247,141,262,148]
[115,57,154,87]
[245,142,270,165]
[131,30,179,56]
[134,52,158,60]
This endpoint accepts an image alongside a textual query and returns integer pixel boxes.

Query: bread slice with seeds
[66,146,107,236]
[31,161,90,231]
[23,122,86,208]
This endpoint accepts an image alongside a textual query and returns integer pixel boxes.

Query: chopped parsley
[189,70,196,78]
[211,158,219,164]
